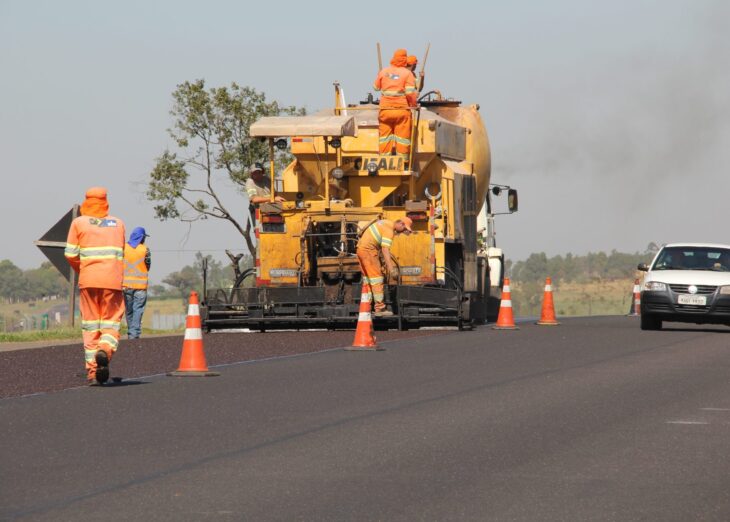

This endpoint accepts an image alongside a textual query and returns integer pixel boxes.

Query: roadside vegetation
[2,248,656,340]
[508,249,656,317]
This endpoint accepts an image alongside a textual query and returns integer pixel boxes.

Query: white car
[638,243,730,330]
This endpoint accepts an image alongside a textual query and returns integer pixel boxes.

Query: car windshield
[653,246,730,271]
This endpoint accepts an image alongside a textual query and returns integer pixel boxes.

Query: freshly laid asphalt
[3,317,730,521]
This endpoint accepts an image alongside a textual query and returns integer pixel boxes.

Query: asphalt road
[3,317,730,521]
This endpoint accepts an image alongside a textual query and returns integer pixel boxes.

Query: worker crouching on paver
[65,187,126,385]
[356,217,413,317]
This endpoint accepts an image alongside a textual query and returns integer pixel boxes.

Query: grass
[0,297,187,342]
[0,327,82,343]
[1,280,639,342]
[511,278,637,317]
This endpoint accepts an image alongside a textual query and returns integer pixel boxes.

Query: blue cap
[127,227,150,248]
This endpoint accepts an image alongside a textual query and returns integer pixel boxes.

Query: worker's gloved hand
[388,268,399,282]
[274,196,286,203]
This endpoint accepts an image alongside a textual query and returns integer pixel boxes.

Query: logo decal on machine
[353,157,404,171]
[270,269,298,278]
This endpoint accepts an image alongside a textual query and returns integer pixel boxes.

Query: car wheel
[640,314,662,331]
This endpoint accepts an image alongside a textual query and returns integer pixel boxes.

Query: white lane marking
[701,408,730,411]
[666,420,709,425]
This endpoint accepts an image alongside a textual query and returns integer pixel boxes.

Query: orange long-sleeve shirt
[65,215,126,290]
[373,66,418,108]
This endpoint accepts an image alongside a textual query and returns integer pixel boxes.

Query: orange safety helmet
[390,49,407,67]
[407,55,418,66]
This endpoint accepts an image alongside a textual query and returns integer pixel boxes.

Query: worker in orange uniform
[373,49,418,157]
[406,55,425,92]
[356,217,413,317]
[123,227,151,339]
[65,187,126,385]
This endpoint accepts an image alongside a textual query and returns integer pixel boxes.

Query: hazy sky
[2,0,728,284]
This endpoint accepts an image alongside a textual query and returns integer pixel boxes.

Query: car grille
[714,305,730,314]
[669,284,717,295]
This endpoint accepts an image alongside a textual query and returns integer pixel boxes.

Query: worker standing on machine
[356,217,413,317]
[406,55,425,92]
[373,49,418,157]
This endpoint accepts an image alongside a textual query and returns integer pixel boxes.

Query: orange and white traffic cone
[627,278,641,316]
[346,282,383,351]
[492,277,519,330]
[168,291,220,376]
[536,277,560,326]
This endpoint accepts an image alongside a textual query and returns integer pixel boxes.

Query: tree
[0,260,27,303]
[162,265,202,305]
[24,262,68,300]
[147,80,305,255]
[192,252,237,289]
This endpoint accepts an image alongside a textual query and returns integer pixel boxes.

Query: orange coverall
[356,220,396,312]
[373,49,418,156]
[65,188,126,381]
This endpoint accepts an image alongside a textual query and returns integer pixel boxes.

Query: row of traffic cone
[493,277,560,330]
[170,277,642,367]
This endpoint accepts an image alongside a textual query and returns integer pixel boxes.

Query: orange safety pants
[79,288,124,379]
[378,108,412,156]
[357,248,386,312]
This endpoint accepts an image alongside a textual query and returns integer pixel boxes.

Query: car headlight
[643,281,666,291]
[720,286,730,295]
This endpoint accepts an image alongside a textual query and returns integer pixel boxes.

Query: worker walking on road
[123,227,151,339]
[356,217,413,317]
[65,187,126,385]
[373,49,418,157]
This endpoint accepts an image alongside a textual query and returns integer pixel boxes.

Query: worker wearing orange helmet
[356,217,413,317]
[373,49,418,157]
[406,55,425,92]
[65,187,126,385]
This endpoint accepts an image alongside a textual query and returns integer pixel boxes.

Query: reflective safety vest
[357,219,395,252]
[123,244,149,290]
[373,66,418,109]
[65,215,125,290]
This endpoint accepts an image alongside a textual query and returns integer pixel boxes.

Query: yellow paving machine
[202,84,517,331]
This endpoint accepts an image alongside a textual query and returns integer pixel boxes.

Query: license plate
[678,294,706,305]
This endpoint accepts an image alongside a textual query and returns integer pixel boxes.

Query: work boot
[373,310,394,317]
[94,350,110,385]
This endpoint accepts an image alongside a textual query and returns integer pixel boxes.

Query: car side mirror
[637,263,649,271]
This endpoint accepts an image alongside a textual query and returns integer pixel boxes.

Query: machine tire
[640,314,662,331]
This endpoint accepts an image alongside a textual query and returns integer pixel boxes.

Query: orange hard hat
[390,49,407,67]
[407,55,418,66]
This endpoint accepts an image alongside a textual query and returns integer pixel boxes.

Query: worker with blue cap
[122,227,151,339]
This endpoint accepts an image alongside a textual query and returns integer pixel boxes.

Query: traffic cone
[168,291,220,376]
[536,277,560,325]
[492,277,519,330]
[627,278,641,316]
[346,282,384,351]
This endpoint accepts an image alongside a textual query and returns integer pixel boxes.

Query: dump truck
[202,84,517,331]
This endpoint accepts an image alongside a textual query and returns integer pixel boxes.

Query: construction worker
[246,163,286,205]
[65,187,126,385]
[123,227,151,339]
[407,55,425,92]
[246,162,286,224]
[356,217,413,317]
[373,49,418,157]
